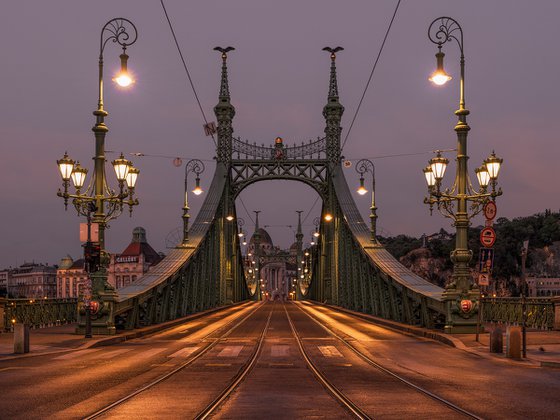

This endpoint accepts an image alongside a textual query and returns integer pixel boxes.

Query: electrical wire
[345,148,456,162]
[160,0,217,147]
[340,0,403,152]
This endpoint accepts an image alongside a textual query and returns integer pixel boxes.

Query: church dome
[59,255,74,269]
[249,228,273,247]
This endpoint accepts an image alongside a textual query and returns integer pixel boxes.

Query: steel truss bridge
[77,47,453,333]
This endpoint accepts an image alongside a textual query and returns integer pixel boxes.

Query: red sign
[480,227,496,248]
[460,299,473,313]
[483,201,497,221]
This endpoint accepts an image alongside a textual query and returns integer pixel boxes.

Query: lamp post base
[442,288,480,334]
[76,271,118,335]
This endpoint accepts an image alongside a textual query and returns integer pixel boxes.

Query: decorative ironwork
[428,16,464,55]
[230,161,329,199]
[2,298,78,331]
[232,136,327,160]
[481,297,554,330]
[100,18,138,54]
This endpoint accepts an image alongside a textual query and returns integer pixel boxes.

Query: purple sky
[1,1,559,268]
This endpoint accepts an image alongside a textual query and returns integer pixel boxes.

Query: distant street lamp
[56,18,139,335]
[182,159,205,244]
[237,218,245,238]
[356,159,377,242]
[425,16,503,333]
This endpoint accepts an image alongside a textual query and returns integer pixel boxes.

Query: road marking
[179,321,202,333]
[102,348,134,359]
[218,346,243,357]
[333,363,353,367]
[54,349,103,360]
[205,363,232,367]
[271,345,290,357]
[0,367,36,372]
[136,348,167,359]
[318,345,343,358]
[169,347,200,358]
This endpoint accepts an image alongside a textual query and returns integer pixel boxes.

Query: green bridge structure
[3,48,555,335]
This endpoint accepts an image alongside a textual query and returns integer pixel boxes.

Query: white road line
[54,349,103,360]
[168,347,200,358]
[318,345,343,358]
[101,348,134,359]
[271,345,290,357]
[218,346,243,357]
[135,347,167,359]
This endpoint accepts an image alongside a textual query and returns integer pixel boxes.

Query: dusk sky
[1,1,559,268]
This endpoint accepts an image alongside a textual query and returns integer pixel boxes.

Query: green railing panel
[1,298,78,331]
[481,297,554,330]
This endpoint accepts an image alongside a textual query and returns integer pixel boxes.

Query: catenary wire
[160,0,217,148]
[340,0,403,152]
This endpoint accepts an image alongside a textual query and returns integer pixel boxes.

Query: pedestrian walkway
[453,327,560,368]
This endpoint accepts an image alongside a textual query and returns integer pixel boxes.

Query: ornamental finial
[214,46,235,101]
[323,47,343,100]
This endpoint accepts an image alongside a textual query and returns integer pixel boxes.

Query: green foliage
[382,211,560,290]
[378,234,421,259]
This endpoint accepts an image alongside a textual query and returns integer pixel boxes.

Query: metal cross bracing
[91,45,456,333]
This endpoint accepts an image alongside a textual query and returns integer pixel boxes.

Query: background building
[56,255,87,298]
[108,227,163,289]
[9,263,57,298]
[247,227,298,300]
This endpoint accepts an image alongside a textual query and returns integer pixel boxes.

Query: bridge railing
[481,297,555,330]
[0,298,78,331]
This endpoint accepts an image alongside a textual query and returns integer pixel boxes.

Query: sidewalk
[453,328,560,368]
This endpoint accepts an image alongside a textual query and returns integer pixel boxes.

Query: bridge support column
[76,271,117,335]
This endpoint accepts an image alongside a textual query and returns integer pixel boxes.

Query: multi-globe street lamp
[182,159,205,245]
[424,16,503,333]
[356,159,377,242]
[56,18,139,336]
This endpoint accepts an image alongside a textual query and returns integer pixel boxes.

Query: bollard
[489,326,503,353]
[553,297,560,331]
[506,325,522,359]
[13,323,30,354]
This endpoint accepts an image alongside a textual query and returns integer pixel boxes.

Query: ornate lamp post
[425,16,503,333]
[56,18,139,335]
[356,159,377,242]
[182,159,205,245]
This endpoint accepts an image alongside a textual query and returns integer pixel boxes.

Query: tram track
[83,300,484,419]
[83,302,267,420]
[294,302,483,420]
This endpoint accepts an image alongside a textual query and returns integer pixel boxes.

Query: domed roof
[59,255,73,269]
[249,228,273,246]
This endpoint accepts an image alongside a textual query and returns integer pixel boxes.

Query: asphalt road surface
[0,301,558,419]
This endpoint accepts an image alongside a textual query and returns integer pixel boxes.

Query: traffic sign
[478,273,490,286]
[480,227,496,248]
[483,201,497,220]
[479,248,494,272]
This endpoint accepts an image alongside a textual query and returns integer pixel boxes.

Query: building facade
[527,277,560,297]
[9,263,57,298]
[246,228,298,300]
[56,255,87,298]
[107,227,163,289]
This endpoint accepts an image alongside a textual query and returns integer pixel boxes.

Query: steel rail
[82,302,265,420]
[295,302,482,420]
[194,304,274,420]
[283,304,372,420]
